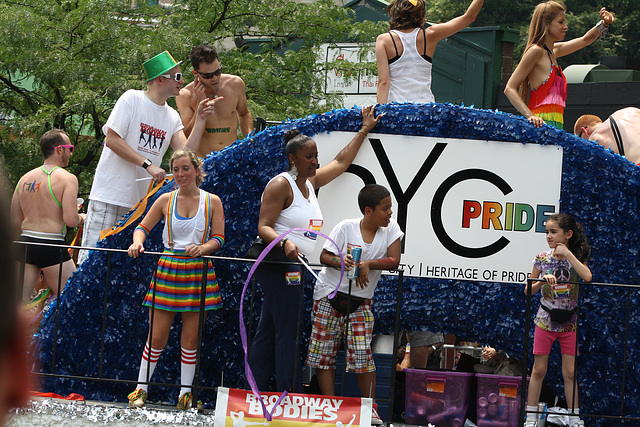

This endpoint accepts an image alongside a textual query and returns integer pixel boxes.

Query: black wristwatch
[280,238,288,248]
[142,158,152,169]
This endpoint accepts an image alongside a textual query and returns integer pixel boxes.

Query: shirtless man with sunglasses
[11,129,85,299]
[177,45,253,157]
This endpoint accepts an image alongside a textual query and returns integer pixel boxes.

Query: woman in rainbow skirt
[504,1,614,130]
[126,148,225,410]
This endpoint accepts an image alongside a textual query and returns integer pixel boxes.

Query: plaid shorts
[306,296,375,373]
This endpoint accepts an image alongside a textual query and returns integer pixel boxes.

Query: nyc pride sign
[313,133,563,284]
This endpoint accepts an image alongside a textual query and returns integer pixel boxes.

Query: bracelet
[358,130,368,138]
[280,238,288,248]
[595,20,609,37]
[431,345,437,352]
[362,124,370,130]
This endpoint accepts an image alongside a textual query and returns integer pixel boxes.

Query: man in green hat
[78,51,217,264]
[176,44,253,157]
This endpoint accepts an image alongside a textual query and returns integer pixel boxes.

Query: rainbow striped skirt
[143,250,222,312]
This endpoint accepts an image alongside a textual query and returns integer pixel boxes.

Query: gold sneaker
[127,388,147,408]
[177,392,192,410]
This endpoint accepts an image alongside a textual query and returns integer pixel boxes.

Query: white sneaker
[523,420,537,427]
[572,420,585,427]
[371,404,383,426]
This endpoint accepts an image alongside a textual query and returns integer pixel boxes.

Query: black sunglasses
[196,68,222,79]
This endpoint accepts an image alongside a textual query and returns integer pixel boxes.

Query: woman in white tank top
[375,0,485,104]
[126,148,225,410]
[248,105,380,393]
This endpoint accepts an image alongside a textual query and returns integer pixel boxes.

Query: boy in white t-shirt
[306,184,403,424]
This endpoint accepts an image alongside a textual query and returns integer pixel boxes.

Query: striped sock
[136,342,163,392]
[179,347,197,397]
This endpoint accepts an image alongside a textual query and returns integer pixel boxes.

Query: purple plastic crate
[404,369,473,427]
[476,373,529,427]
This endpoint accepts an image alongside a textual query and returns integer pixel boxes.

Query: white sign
[214,387,372,427]
[312,132,564,284]
[324,44,378,95]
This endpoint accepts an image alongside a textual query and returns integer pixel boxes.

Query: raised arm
[554,8,614,58]
[425,0,484,53]
[183,98,218,153]
[310,105,380,188]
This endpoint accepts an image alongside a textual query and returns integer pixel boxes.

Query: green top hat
[143,51,183,82]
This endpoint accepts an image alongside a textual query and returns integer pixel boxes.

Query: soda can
[346,245,362,280]
[537,402,547,427]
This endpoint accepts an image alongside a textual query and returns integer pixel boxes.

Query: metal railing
[521,277,640,426]
[19,239,640,424]
[15,239,405,417]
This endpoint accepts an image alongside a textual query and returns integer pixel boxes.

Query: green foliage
[0,0,384,192]
[0,0,154,191]
[426,0,637,66]
[1,0,636,195]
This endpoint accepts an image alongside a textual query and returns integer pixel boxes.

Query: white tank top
[388,28,435,103]
[162,189,209,251]
[267,172,323,255]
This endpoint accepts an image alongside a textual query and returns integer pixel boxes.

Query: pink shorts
[533,326,579,356]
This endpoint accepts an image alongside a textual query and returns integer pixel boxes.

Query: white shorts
[78,199,131,264]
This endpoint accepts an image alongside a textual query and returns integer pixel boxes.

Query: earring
[288,163,298,179]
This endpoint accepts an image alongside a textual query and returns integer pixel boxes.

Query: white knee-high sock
[136,342,163,392]
[526,405,538,421]
[569,408,581,426]
[179,347,197,397]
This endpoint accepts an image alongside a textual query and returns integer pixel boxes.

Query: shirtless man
[176,44,253,157]
[574,107,640,165]
[10,129,85,299]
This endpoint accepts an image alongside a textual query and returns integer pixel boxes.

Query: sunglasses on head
[55,144,74,153]
[196,68,222,79]
[161,72,182,82]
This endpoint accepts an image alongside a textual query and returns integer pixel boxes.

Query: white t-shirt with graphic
[90,90,184,208]
[314,218,404,300]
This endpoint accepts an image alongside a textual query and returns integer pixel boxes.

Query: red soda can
[346,245,362,280]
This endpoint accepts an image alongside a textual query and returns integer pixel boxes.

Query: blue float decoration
[35,103,640,423]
